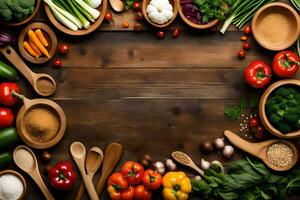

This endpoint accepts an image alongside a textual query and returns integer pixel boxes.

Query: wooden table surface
[2,0,300,199]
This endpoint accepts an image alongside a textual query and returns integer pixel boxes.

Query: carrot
[28,39,42,56]
[34,29,49,47]
[28,30,49,57]
[23,41,39,59]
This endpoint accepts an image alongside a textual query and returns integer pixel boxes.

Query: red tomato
[172,28,180,39]
[248,117,259,128]
[244,60,272,88]
[272,51,300,78]
[121,186,135,200]
[134,185,152,200]
[105,12,112,21]
[238,50,246,59]
[53,59,62,68]
[59,44,69,55]
[0,107,14,129]
[133,2,141,11]
[156,31,165,39]
[142,169,162,190]
[243,25,251,35]
[243,42,251,50]
[120,161,144,185]
[108,172,129,190]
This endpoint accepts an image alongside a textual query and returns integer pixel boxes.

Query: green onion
[290,0,300,11]
[72,0,95,22]
[220,0,274,34]
[53,0,75,15]
[297,37,300,58]
[74,0,100,20]
[66,0,90,29]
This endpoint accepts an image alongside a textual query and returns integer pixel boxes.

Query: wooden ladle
[109,0,124,12]
[75,147,103,200]
[70,142,99,200]
[96,143,122,196]
[172,151,204,176]
[0,46,56,96]
[13,145,55,200]
[224,130,299,171]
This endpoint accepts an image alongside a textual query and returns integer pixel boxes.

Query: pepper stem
[11,91,25,100]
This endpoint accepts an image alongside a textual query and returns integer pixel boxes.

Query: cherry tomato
[248,117,259,127]
[210,26,218,33]
[123,21,129,28]
[156,31,165,39]
[133,2,141,11]
[243,42,251,50]
[134,185,152,200]
[135,11,143,21]
[134,23,143,32]
[105,12,112,21]
[238,50,246,59]
[59,44,69,55]
[172,28,180,39]
[254,126,264,140]
[53,59,62,68]
[108,172,128,190]
[142,169,162,190]
[243,25,252,35]
[120,161,144,185]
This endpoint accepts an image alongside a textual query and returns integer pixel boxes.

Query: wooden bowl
[178,0,218,29]
[18,22,57,64]
[0,170,27,199]
[259,79,300,139]
[0,0,41,27]
[44,0,108,36]
[142,0,179,28]
[16,97,67,149]
[252,2,300,51]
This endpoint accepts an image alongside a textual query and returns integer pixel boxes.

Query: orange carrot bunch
[23,29,49,59]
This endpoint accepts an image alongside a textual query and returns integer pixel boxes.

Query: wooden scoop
[224,130,299,171]
[75,147,103,200]
[172,151,204,176]
[70,142,99,200]
[109,0,124,12]
[0,46,56,96]
[96,143,122,196]
[13,145,55,200]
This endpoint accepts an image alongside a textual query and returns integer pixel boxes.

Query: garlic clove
[200,158,210,170]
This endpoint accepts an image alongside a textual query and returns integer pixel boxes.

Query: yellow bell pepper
[162,171,192,200]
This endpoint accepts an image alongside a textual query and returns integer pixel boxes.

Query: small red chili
[238,50,246,59]
[243,25,252,35]
[172,28,180,39]
[243,42,251,50]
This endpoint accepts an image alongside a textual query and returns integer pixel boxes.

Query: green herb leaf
[224,104,241,121]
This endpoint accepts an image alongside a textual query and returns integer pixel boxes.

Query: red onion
[0,32,15,46]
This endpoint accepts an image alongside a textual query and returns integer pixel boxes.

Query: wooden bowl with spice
[142,0,179,28]
[18,22,57,64]
[259,79,300,139]
[0,170,27,200]
[15,93,67,149]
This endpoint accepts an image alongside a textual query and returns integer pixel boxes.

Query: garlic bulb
[146,0,174,25]
[214,137,225,150]
[153,161,165,174]
[223,145,235,159]
[200,159,210,170]
[165,159,176,171]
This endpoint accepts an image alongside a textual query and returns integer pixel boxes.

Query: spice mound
[24,107,59,142]
[36,78,55,95]
[0,174,24,200]
[266,143,293,168]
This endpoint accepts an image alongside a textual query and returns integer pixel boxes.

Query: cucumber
[0,152,12,168]
[0,60,18,81]
[0,127,19,150]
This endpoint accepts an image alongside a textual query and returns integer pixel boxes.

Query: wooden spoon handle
[75,183,85,200]
[0,46,35,84]
[81,174,99,200]
[224,130,261,157]
[31,172,55,200]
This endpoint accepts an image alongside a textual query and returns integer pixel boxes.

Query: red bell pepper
[245,61,272,89]
[272,51,300,78]
[0,82,20,106]
[0,107,14,129]
[48,161,77,190]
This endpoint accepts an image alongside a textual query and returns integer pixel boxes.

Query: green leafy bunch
[192,158,300,200]
[0,0,35,22]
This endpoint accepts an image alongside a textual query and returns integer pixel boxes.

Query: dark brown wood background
[1,0,300,199]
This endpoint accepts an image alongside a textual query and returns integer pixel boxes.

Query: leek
[72,0,95,22]
[53,0,75,15]
[44,0,83,29]
[74,0,100,20]
[66,0,90,29]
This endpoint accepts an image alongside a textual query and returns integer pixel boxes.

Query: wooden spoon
[109,0,124,12]
[70,142,99,200]
[224,130,299,171]
[0,46,56,96]
[171,151,204,176]
[75,147,103,200]
[96,143,122,196]
[13,145,55,200]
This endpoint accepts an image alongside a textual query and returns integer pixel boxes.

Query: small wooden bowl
[142,0,179,28]
[18,22,57,64]
[16,97,67,149]
[0,0,41,27]
[252,2,300,51]
[44,0,108,36]
[178,0,218,29]
[259,79,300,139]
[0,170,27,199]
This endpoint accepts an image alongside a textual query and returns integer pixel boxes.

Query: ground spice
[36,78,55,95]
[266,143,293,168]
[24,107,59,142]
